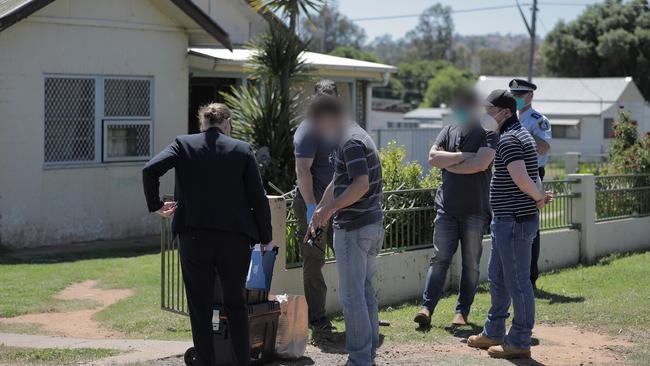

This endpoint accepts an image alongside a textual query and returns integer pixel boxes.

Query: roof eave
[168,0,232,51]
[0,0,56,32]
[0,0,233,50]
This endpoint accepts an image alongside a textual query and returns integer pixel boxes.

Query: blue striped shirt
[490,117,539,218]
[332,123,383,230]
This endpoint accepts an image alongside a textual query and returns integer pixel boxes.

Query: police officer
[509,79,552,289]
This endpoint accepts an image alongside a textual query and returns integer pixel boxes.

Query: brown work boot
[413,308,431,327]
[467,333,502,349]
[451,313,467,326]
[487,343,531,359]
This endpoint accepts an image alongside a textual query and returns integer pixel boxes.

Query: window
[552,124,580,139]
[603,118,615,139]
[44,76,153,165]
[44,77,96,163]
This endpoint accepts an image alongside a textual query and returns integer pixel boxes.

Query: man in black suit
[142,103,272,366]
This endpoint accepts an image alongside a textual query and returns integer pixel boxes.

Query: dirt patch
[371,324,633,366]
[292,324,633,366]
[0,280,133,339]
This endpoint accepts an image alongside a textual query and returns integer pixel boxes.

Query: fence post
[564,152,581,175]
[567,174,597,264]
[268,195,287,268]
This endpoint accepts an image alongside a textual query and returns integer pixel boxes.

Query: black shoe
[310,317,335,331]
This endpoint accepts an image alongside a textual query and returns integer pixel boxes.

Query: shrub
[609,109,650,174]
[379,141,440,191]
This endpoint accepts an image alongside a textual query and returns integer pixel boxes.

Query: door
[188,77,238,134]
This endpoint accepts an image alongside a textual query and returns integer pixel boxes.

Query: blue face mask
[515,97,526,110]
[453,108,471,125]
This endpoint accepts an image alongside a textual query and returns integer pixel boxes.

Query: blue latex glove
[306,203,317,224]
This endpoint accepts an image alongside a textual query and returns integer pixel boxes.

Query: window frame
[551,123,581,140]
[43,74,154,168]
[102,119,154,163]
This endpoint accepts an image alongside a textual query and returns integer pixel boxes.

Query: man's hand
[304,204,335,242]
[156,201,177,218]
[536,191,554,209]
[259,242,275,256]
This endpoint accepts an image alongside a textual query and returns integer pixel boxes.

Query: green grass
[0,345,120,365]
[0,248,191,340]
[328,251,650,364]
[1,247,649,361]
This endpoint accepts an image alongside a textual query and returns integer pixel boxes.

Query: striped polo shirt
[490,116,539,218]
[332,123,383,230]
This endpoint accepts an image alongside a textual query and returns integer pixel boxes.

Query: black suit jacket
[142,128,273,244]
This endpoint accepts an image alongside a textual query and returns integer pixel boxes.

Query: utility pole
[516,0,538,82]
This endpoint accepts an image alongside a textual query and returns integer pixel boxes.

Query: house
[476,76,650,156]
[402,107,451,127]
[0,0,395,249]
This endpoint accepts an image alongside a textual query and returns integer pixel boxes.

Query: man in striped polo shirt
[308,95,383,366]
[468,89,552,359]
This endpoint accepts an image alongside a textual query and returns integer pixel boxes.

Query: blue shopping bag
[246,244,278,290]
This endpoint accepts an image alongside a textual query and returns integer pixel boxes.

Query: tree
[422,66,476,107]
[300,1,366,53]
[224,0,322,192]
[542,0,650,99]
[395,60,450,105]
[365,34,410,65]
[329,46,380,62]
[478,42,545,76]
[404,4,454,61]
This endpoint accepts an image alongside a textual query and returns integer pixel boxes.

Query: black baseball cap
[483,89,516,113]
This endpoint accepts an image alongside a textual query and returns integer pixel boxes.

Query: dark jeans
[293,190,333,323]
[421,210,489,316]
[531,166,545,285]
[482,214,538,349]
[179,230,252,366]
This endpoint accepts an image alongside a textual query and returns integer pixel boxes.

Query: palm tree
[224,0,323,192]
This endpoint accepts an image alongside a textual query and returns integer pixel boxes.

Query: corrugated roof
[189,48,397,73]
[403,108,450,120]
[532,101,615,116]
[476,76,636,103]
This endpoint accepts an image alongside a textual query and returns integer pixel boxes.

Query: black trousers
[179,230,252,366]
[531,166,546,285]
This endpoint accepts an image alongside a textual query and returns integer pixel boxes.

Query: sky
[336,0,596,41]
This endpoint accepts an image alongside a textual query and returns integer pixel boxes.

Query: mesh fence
[104,78,151,117]
[44,77,96,163]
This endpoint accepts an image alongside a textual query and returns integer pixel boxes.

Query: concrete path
[0,332,191,365]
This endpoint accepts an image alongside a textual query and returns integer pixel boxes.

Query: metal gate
[160,215,189,316]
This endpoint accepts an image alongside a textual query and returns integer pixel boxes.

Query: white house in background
[0,0,395,248]
[476,76,650,156]
[402,107,451,127]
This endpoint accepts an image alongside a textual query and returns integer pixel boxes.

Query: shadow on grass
[444,323,483,339]
[534,288,585,304]
[311,329,385,356]
[0,238,159,265]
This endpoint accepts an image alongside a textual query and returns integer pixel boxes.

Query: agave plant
[223,3,319,192]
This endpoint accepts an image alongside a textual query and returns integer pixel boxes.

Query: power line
[351,2,592,22]
[352,4,526,22]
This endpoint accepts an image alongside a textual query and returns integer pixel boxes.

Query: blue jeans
[482,214,538,349]
[421,210,488,316]
[334,222,384,366]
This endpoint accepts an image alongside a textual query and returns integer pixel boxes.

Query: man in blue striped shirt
[468,90,552,360]
[308,95,383,366]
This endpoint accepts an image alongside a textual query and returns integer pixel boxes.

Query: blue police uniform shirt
[518,107,552,167]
